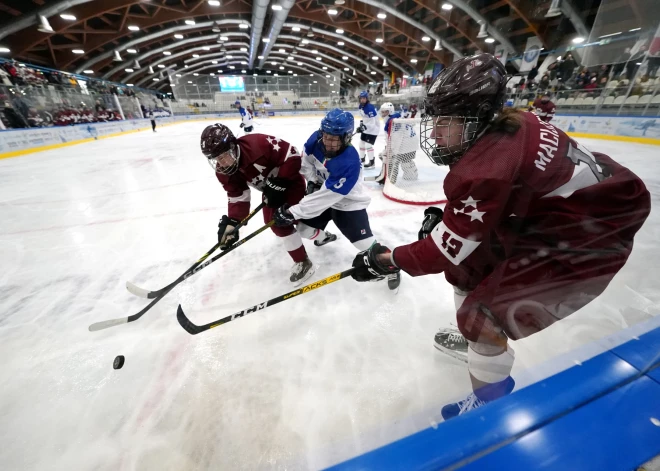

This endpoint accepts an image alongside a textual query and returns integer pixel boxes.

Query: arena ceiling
[0,0,603,90]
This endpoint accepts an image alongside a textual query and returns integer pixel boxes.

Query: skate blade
[433,344,468,364]
[292,264,316,287]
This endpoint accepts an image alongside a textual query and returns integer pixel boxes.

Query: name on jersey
[534,117,560,172]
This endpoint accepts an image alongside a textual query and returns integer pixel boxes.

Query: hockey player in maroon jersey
[531,92,556,122]
[409,103,418,118]
[200,124,332,283]
[350,54,650,419]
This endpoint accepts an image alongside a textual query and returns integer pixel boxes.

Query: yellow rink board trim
[0,113,333,160]
[566,132,660,146]
[2,116,658,160]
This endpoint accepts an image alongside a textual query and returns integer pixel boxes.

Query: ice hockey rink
[1,115,659,470]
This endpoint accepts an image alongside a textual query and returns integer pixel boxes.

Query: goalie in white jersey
[273,108,401,290]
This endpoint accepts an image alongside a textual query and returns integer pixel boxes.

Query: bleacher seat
[651,94,660,104]
[583,97,595,106]
[602,96,615,105]
[613,95,626,105]
[624,95,640,105]
[573,98,585,106]
[606,80,619,89]
[564,98,575,106]
[556,98,567,106]
[637,95,652,106]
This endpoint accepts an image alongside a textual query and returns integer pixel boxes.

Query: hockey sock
[359,142,366,161]
[365,143,375,162]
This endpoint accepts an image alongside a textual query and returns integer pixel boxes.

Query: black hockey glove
[306,180,323,195]
[418,207,444,241]
[263,177,289,208]
[218,215,241,249]
[239,122,245,128]
[351,243,400,282]
[273,204,296,227]
[356,121,367,133]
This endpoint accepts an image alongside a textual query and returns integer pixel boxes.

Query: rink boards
[329,317,660,470]
[0,112,659,160]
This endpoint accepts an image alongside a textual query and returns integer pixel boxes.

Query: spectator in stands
[598,64,611,82]
[550,61,560,80]
[558,52,577,82]
[538,74,550,91]
[527,65,540,83]
[584,76,598,92]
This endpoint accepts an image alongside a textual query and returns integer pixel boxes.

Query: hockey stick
[88,220,275,332]
[177,268,355,335]
[126,203,265,299]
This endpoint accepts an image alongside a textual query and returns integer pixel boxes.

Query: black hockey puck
[113,355,125,370]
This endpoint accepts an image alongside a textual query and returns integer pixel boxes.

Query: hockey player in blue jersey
[273,108,401,290]
[357,90,380,168]
[235,100,254,133]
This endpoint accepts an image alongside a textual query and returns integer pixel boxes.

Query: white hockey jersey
[358,102,380,136]
[289,130,371,220]
[238,106,253,126]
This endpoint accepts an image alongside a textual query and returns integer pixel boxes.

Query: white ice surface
[1,116,659,470]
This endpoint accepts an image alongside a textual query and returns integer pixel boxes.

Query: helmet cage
[208,144,240,175]
[420,115,481,166]
[319,130,352,159]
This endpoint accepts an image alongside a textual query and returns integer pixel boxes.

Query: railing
[169,96,358,115]
[0,83,172,129]
[508,78,660,117]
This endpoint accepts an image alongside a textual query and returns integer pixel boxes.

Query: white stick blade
[88,317,129,332]
[126,281,151,298]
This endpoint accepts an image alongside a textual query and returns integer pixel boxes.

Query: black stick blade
[177,304,205,335]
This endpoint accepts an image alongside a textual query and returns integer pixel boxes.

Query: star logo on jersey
[250,174,265,186]
[453,196,486,222]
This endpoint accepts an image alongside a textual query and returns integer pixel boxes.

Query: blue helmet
[234,100,241,105]
[359,90,369,100]
[319,108,354,158]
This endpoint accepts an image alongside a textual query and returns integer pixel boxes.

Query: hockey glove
[239,123,245,128]
[356,121,367,133]
[351,243,400,282]
[306,180,323,195]
[273,204,296,227]
[418,207,444,240]
[218,215,241,249]
[263,177,289,208]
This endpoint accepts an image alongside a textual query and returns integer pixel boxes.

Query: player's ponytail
[489,108,523,135]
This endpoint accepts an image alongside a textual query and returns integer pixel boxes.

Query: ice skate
[290,257,315,285]
[434,328,468,363]
[314,231,337,247]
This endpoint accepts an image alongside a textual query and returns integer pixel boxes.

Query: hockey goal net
[378,118,448,205]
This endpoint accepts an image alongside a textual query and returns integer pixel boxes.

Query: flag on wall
[519,37,543,72]
[494,45,508,65]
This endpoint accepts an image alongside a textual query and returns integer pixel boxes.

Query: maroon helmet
[420,53,507,166]
[200,123,239,175]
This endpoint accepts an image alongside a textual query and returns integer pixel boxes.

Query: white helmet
[380,102,394,117]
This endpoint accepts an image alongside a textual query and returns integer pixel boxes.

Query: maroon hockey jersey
[393,112,650,289]
[532,99,556,122]
[216,133,302,220]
